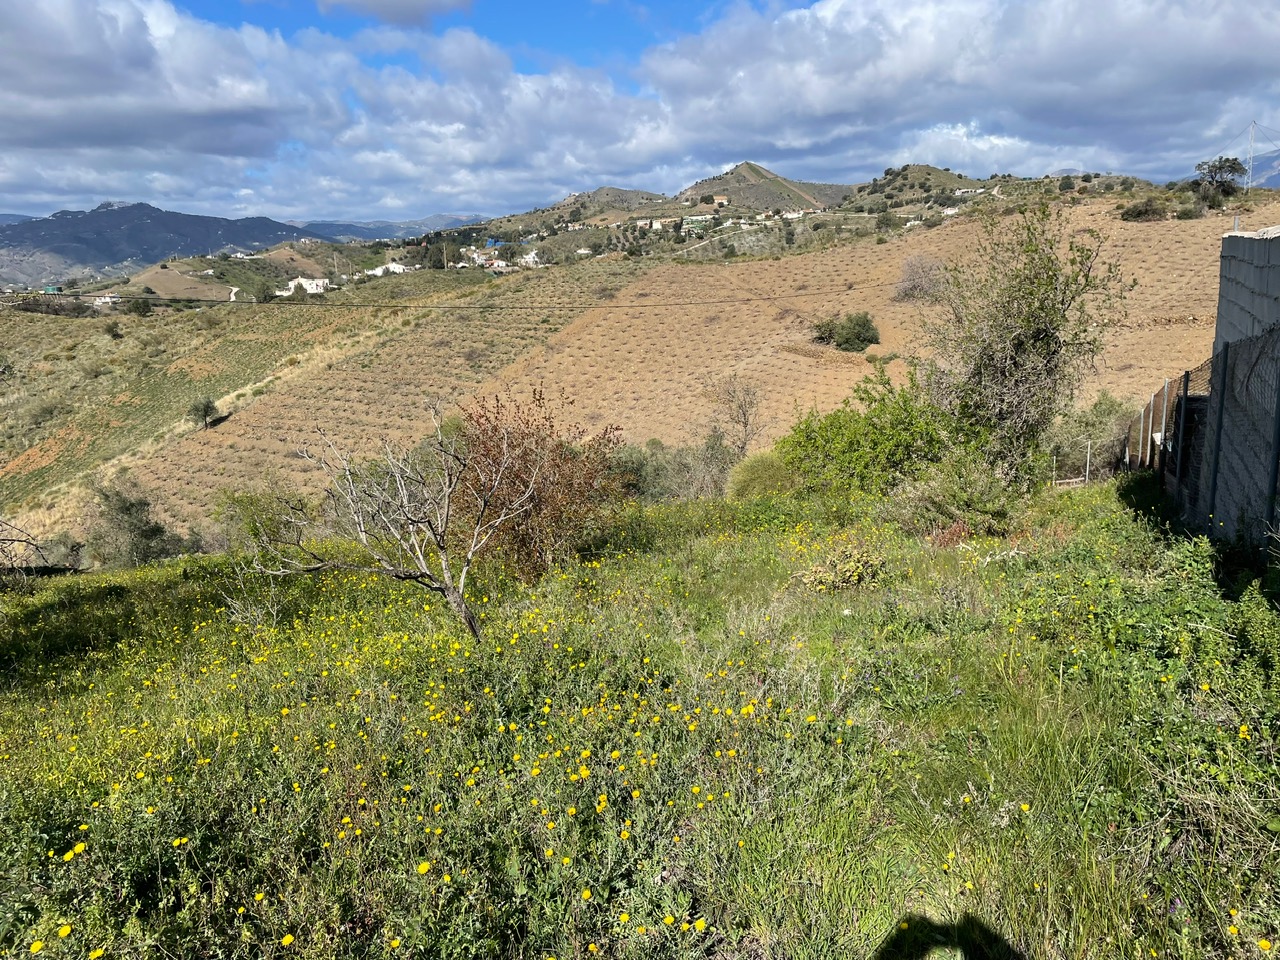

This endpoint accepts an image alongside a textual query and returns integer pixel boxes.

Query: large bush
[776,370,963,496]
[813,311,880,352]
[1120,196,1168,222]
[726,450,796,499]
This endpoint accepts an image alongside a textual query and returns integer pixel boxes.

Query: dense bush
[1046,392,1136,481]
[87,481,199,569]
[612,431,739,502]
[726,450,795,499]
[888,448,1016,536]
[1120,196,1168,221]
[776,371,962,496]
[813,311,880,352]
[892,255,944,302]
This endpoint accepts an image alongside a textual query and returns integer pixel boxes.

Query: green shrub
[889,449,1016,536]
[726,450,796,499]
[87,481,198,568]
[1120,196,1168,221]
[800,542,884,591]
[1174,203,1204,220]
[777,370,962,496]
[813,311,880,352]
[611,432,738,502]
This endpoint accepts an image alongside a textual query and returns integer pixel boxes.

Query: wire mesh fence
[1121,326,1280,541]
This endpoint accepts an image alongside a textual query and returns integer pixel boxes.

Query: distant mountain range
[0,204,482,286]
[0,202,331,286]
[292,213,483,241]
[1248,148,1280,189]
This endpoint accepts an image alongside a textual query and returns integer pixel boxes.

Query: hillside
[678,161,854,210]
[0,202,328,287]
[299,213,483,242]
[3,191,1278,536]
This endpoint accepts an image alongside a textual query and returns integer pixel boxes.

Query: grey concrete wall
[1191,329,1280,541]
[1214,230,1280,354]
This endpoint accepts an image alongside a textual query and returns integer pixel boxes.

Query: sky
[1,0,1278,222]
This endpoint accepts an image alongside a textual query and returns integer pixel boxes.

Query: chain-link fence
[1122,326,1280,541]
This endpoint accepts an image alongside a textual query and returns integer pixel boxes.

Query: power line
[14,277,908,312]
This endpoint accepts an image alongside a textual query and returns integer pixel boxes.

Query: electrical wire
[13,276,909,312]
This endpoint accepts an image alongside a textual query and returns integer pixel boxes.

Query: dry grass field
[4,193,1278,533]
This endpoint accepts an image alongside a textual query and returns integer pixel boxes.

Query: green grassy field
[1,478,1276,958]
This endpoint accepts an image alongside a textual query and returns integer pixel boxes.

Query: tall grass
[0,481,1276,958]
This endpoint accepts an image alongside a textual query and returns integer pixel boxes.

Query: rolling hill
[4,189,1274,539]
[677,161,854,211]
[298,213,483,242]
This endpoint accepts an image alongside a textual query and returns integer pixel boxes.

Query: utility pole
[1247,121,1257,193]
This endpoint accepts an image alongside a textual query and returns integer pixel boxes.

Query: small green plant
[800,542,885,591]
[813,311,880,352]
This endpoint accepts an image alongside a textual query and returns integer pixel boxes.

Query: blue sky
[1,0,1278,221]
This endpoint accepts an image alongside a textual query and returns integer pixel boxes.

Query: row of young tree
[3,201,1133,641]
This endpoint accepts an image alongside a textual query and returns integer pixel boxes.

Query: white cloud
[1,0,1278,220]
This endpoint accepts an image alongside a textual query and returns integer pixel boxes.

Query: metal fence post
[1207,342,1229,530]
[1174,370,1190,484]
[1139,402,1148,469]
[1266,365,1280,530]
[1152,389,1162,468]
[1158,378,1170,476]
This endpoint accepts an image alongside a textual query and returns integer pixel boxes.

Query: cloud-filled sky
[2,0,1278,221]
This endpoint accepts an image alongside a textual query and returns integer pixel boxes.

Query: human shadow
[872,914,1028,960]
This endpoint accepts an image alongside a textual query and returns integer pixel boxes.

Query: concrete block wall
[1191,329,1280,541]
[1214,229,1280,354]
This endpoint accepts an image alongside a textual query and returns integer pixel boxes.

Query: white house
[275,276,331,296]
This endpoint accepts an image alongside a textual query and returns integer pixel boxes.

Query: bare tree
[234,394,619,639]
[920,202,1129,479]
[893,255,944,302]
[0,517,46,581]
[702,373,767,458]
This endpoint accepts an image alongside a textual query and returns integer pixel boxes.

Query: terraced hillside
[483,198,1280,447]
[3,194,1277,535]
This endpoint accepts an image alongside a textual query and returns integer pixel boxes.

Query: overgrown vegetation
[921,202,1130,480]
[1,477,1277,958]
[3,194,1279,959]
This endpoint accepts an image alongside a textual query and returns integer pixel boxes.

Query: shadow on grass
[1115,470,1277,602]
[873,914,1028,960]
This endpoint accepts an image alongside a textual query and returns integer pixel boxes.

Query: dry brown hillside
[12,194,1277,531]
[482,199,1280,448]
